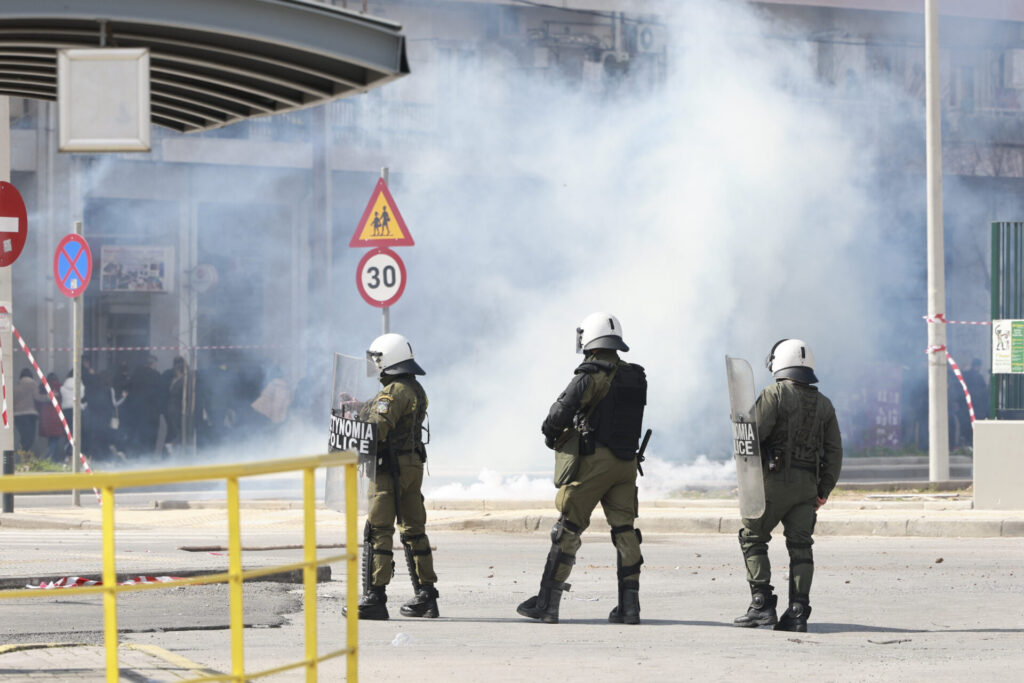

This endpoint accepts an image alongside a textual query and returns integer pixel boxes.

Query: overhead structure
[0,0,410,132]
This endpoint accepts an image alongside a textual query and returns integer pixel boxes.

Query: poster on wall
[992,319,1024,374]
[100,245,174,292]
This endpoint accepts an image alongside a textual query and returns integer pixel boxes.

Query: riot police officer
[734,339,843,632]
[517,312,648,625]
[350,333,438,620]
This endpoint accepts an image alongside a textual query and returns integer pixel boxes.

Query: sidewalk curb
[0,566,332,591]
[0,514,101,530]
[431,513,1024,538]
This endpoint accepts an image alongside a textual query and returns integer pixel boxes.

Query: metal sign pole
[0,97,14,505]
[381,166,390,335]
[925,0,950,481]
[71,220,82,506]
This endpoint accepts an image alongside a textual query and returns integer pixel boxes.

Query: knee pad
[786,540,813,566]
[551,515,582,544]
[610,524,643,578]
[610,524,641,546]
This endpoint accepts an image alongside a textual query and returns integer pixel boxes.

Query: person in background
[164,356,188,456]
[128,355,162,457]
[60,369,77,452]
[250,365,292,430]
[36,373,65,462]
[84,370,126,463]
[13,368,39,455]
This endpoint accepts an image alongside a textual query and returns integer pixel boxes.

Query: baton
[636,428,652,476]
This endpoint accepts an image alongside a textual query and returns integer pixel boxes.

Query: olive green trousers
[553,447,642,584]
[738,468,817,597]
[366,453,437,588]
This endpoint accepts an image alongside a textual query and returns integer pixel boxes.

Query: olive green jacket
[755,378,843,499]
[541,349,621,441]
[359,375,428,455]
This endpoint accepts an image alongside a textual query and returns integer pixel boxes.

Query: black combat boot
[774,600,811,632]
[342,586,389,620]
[400,585,439,618]
[734,584,778,628]
[608,587,641,625]
[517,582,568,624]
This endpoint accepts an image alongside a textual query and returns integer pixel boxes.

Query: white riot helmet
[765,338,818,384]
[366,333,425,377]
[576,312,629,354]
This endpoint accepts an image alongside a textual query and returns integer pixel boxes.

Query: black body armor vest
[592,363,647,460]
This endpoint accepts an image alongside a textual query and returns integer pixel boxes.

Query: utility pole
[0,97,13,496]
[925,0,950,481]
[381,166,390,335]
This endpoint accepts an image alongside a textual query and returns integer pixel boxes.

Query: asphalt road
[10,529,1012,681]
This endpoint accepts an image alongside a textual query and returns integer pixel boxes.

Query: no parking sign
[53,234,93,298]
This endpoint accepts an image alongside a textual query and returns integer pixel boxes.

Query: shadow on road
[814,623,1024,635]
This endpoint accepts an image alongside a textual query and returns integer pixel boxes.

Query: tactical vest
[592,362,647,460]
[764,383,826,474]
[383,376,428,455]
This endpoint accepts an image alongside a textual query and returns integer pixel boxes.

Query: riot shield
[725,356,767,519]
[325,353,380,513]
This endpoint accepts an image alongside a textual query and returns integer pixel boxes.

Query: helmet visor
[366,350,384,377]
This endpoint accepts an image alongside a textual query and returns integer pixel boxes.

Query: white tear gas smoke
[423,455,736,501]
[387,1,921,480]
[60,1,937,496]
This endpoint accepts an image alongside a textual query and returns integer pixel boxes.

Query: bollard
[2,450,13,513]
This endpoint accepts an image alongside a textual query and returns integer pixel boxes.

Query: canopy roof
[0,0,409,132]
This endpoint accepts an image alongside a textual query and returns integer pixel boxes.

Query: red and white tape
[924,314,991,326]
[35,344,287,353]
[926,344,975,426]
[27,575,184,590]
[0,329,7,429]
[0,307,100,501]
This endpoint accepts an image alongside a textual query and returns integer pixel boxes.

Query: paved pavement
[0,643,219,681]
[0,492,1022,680]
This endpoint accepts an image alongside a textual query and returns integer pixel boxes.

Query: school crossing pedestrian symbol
[349,178,414,247]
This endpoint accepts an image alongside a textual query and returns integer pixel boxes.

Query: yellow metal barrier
[0,452,360,682]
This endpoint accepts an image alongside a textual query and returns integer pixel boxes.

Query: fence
[0,452,360,682]
[991,221,1024,418]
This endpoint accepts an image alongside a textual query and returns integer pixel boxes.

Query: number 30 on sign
[356,247,407,308]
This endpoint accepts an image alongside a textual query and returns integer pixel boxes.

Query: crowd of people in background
[11,353,300,467]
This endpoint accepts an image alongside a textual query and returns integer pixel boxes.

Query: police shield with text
[517,312,649,625]
[345,333,438,620]
[734,339,843,632]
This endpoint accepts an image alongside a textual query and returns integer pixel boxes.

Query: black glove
[544,433,557,450]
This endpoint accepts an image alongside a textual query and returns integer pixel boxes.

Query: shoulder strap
[583,364,619,420]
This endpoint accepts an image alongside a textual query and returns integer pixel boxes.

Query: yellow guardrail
[0,452,361,683]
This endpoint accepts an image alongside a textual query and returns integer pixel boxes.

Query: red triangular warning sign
[349,178,414,247]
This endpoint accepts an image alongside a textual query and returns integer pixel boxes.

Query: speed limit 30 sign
[356,247,406,308]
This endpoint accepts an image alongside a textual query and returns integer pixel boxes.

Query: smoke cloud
[52,1,979,496]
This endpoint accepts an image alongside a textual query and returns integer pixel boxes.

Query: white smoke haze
[423,455,737,501]
[392,1,918,477]
[50,0,939,497]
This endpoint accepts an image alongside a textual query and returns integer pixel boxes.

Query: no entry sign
[53,234,93,298]
[0,182,28,268]
[356,247,406,308]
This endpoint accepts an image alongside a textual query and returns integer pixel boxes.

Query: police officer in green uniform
[734,339,842,632]
[517,312,647,625]
[350,333,438,620]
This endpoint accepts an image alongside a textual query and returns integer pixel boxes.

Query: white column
[926,0,950,481]
[0,97,13,458]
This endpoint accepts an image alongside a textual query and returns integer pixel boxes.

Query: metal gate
[990,221,1024,418]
